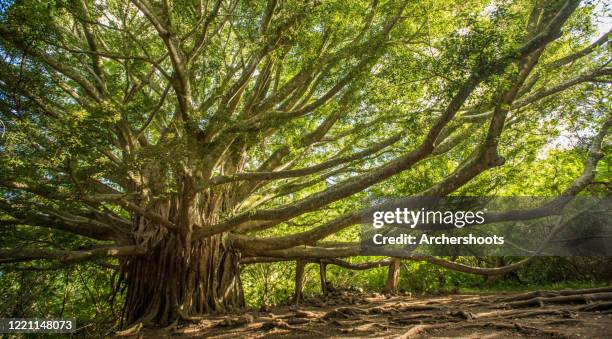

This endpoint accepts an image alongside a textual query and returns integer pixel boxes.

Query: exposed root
[176,306,206,322]
[476,308,568,319]
[260,319,325,336]
[501,309,570,319]
[286,317,311,325]
[130,289,612,338]
[115,322,143,337]
[505,292,612,308]
[497,287,612,303]
[455,321,569,338]
[394,323,449,338]
[448,309,476,320]
[322,310,351,319]
[391,317,433,325]
[260,320,288,330]
[322,306,369,319]
[336,306,368,315]
[294,310,320,318]
[397,304,443,312]
[162,320,179,332]
[341,322,387,334]
[217,314,254,327]
[368,306,395,314]
[545,319,583,326]
[577,301,612,312]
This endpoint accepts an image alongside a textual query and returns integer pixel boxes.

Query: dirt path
[122,287,612,338]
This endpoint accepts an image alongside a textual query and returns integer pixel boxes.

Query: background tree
[0,0,609,326]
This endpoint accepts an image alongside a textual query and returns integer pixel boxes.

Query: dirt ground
[121,286,612,338]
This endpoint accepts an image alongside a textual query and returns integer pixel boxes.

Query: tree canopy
[0,0,610,327]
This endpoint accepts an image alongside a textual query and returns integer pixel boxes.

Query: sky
[592,0,612,41]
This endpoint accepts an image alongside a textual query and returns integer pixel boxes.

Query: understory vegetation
[1,256,611,336]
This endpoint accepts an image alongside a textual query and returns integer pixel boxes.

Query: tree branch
[0,245,145,264]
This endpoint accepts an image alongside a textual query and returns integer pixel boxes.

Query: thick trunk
[120,197,244,326]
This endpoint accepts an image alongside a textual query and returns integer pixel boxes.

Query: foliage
[0,0,609,331]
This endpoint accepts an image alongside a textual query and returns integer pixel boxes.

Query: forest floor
[120,286,612,338]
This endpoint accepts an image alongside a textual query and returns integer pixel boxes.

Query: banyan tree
[0,0,609,326]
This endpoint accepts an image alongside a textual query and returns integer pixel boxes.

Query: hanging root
[121,232,244,327]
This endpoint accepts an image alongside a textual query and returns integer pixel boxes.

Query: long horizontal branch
[0,245,145,264]
[241,256,394,271]
[321,257,394,270]
[254,245,360,259]
[232,213,360,253]
[0,200,122,241]
[249,244,532,276]
[234,113,608,253]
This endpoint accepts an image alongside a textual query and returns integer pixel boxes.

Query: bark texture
[120,197,245,325]
[384,258,401,293]
[294,260,307,303]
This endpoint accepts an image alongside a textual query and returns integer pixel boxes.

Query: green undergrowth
[241,256,612,308]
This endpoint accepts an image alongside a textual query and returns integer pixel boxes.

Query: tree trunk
[294,260,306,304]
[384,258,401,293]
[319,262,328,296]
[120,196,244,326]
[485,257,505,287]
